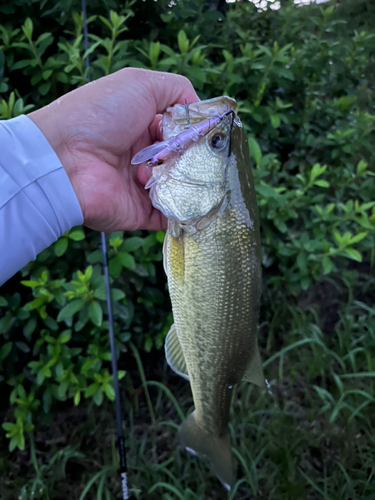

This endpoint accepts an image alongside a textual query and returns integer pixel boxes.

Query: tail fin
[178,412,235,491]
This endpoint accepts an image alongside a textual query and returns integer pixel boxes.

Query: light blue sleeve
[0,115,84,286]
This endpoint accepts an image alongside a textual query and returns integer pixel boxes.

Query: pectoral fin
[165,324,189,381]
[242,344,265,388]
[163,232,168,276]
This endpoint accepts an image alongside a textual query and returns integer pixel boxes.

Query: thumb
[106,67,199,127]
[136,68,200,114]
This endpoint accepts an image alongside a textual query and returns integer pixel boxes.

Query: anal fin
[165,324,189,381]
[242,344,265,388]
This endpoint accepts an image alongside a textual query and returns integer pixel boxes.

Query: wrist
[28,108,83,215]
[28,108,65,169]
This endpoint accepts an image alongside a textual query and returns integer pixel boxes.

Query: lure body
[131,113,229,167]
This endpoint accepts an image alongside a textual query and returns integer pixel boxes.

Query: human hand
[28,68,199,232]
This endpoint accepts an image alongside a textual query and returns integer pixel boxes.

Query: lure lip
[131,110,235,168]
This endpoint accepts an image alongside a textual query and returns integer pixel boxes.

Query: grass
[1,269,375,499]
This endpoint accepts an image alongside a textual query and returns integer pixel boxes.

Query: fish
[133,96,264,490]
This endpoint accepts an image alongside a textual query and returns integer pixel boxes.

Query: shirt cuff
[0,114,83,285]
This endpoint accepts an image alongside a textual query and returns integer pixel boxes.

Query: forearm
[0,115,83,286]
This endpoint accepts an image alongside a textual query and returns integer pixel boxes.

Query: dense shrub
[0,0,375,496]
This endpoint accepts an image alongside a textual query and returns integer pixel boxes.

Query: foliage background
[0,0,375,498]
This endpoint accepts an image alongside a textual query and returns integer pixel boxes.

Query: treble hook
[225,109,235,157]
[184,98,191,128]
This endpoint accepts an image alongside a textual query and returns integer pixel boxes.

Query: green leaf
[338,95,356,112]
[0,313,14,334]
[89,301,103,326]
[256,183,279,199]
[251,62,266,70]
[187,66,206,83]
[58,329,71,344]
[24,317,37,337]
[93,284,106,301]
[42,69,53,80]
[109,231,123,245]
[310,163,326,181]
[87,250,103,264]
[20,280,40,287]
[9,435,21,452]
[314,180,329,188]
[296,252,307,271]
[22,18,33,39]
[277,67,294,80]
[258,45,272,57]
[248,136,262,166]
[54,237,68,257]
[37,370,45,385]
[57,299,85,322]
[322,256,333,274]
[0,296,8,306]
[2,422,15,432]
[74,391,81,406]
[333,231,343,246]
[99,15,113,31]
[15,341,30,353]
[12,59,34,70]
[274,218,287,233]
[160,44,176,58]
[36,32,53,45]
[301,276,311,290]
[357,159,368,175]
[270,114,280,128]
[349,232,368,244]
[177,30,189,54]
[123,237,144,252]
[39,81,51,96]
[104,384,115,401]
[23,296,46,311]
[42,365,51,377]
[69,230,85,241]
[84,266,93,281]
[117,252,136,269]
[81,358,96,373]
[109,10,120,28]
[111,289,126,301]
[0,342,12,360]
[144,336,153,352]
[109,258,122,278]
[43,316,58,331]
[156,231,165,244]
[93,389,104,406]
[86,383,99,397]
[344,248,362,262]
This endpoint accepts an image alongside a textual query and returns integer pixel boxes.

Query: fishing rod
[80,2,130,499]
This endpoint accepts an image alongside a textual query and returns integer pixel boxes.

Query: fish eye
[211,134,226,149]
[156,160,164,166]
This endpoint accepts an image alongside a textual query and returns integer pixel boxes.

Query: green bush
[1,0,375,497]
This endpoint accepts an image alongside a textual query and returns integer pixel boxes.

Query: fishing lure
[131,105,235,168]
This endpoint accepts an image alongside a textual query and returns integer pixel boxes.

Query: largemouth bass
[135,96,264,489]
